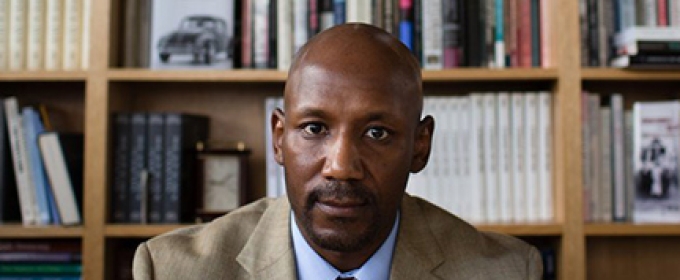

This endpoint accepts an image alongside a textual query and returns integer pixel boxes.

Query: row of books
[121,0,553,70]
[110,112,209,224]
[0,241,81,280]
[582,94,680,223]
[0,97,83,226]
[409,93,552,224]
[0,0,91,71]
[264,93,553,225]
[579,0,680,67]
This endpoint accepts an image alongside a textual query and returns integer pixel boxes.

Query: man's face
[273,64,425,253]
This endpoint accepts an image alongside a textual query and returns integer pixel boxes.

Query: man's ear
[410,115,434,173]
[271,108,285,165]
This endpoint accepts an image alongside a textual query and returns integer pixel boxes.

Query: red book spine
[658,0,669,26]
[518,0,532,67]
[242,0,252,68]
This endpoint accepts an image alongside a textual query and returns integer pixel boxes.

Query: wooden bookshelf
[1,0,679,279]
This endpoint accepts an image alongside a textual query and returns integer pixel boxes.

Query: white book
[581,92,592,221]
[293,0,308,54]
[588,94,602,222]
[617,0,636,30]
[39,133,83,226]
[252,0,270,69]
[5,98,38,225]
[600,107,613,222]
[468,94,485,223]
[421,0,443,69]
[44,0,63,70]
[62,0,82,70]
[26,0,44,70]
[265,97,280,197]
[497,92,513,223]
[611,94,627,221]
[457,97,472,219]
[524,93,539,222]
[80,0,91,70]
[642,0,657,26]
[8,0,26,70]
[483,94,499,223]
[150,0,235,69]
[510,93,525,222]
[632,101,680,223]
[449,98,461,215]
[0,0,9,70]
[624,110,634,221]
[616,26,680,47]
[346,0,371,24]
[673,0,680,27]
[277,0,293,71]
[537,92,553,222]
[430,97,446,210]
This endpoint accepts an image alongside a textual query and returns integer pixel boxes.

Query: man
[133,23,542,280]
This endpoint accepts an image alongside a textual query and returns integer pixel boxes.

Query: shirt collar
[291,212,400,280]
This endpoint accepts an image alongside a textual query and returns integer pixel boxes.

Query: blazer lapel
[390,195,444,280]
[236,198,297,280]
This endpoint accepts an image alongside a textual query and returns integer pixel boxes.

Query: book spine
[538,92,552,222]
[468,94,485,223]
[0,263,82,274]
[0,97,19,223]
[643,0,658,26]
[588,94,601,222]
[600,106,613,222]
[146,113,164,224]
[38,133,82,226]
[44,0,62,70]
[383,0,393,34]
[163,114,209,223]
[0,241,81,252]
[62,0,82,70]
[0,0,7,70]
[539,0,552,67]
[21,108,52,225]
[457,98,471,219]
[421,0,442,69]
[372,0,384,28]
[618,0,637,30]
[8,0,26,70]
[0,252,81,263]
[579,0,588,66]
[586,0,600,66]
[497,93,512,223]
[253,0,270,69]
[524,93,539,222]
[26,0,44,70]
[485,0,496,67]
[5,98,38,225]
[601,0,615,66]
[465,0,483,67]
[123,0,140,68]
[128,113,147,223]
[319,0,334,31]
[495,0,505,68]
[483,94,499,223]
[333,0,346,25]
[112,113,130,223]
[581,91,591,221]
[242,0,253,68]
[80,0,90,69]
[658,0,669,25]
[505,0,519,67]
[398,0,414,50]
[446,98,460,215]
[293,0,308,53]
[308,0,318,37]
[442,0,461,68]
[137,0,151,68]
[412,0,422,64]
[624,110,634,221]
[530,0,540,67]
[517,0,532,67]
[511,93,525,222]
[672,0,680,26]
[277,0,293,71]
[610,94,625,221]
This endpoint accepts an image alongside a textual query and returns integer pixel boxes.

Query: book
[26,0,45,70]
[38,133,83,226]
[632,101,680,223]
[497,93,512,222]
[81,0,91,70]
[0,263,81,275]
[123,0,141,67]
[128,113,147,223]
[537,92,552,221]
[276,0,293,71]
[511,93,525,222]
[5,98,38,225]
[111,113,130,223]
[524,93,539,222]
[44,0,63,70]
[333,0,346,25]
[0,252,81,263]
[8,0,26,70]
[611,53,680,68]
[22,107,54,225]
[293,0,308,54]
[162,113,209,223]
[482,94,499,222]
[421,0,442,69]
[397,0,413,50]
[149,0,235,69]
[610,94,627,221]
[0,97,19,223]
[599,106,612,222]
[252,0,271,69]
[146,113,164,224]
[62,0,82,70]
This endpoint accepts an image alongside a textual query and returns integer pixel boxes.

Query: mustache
[306,181,375,208]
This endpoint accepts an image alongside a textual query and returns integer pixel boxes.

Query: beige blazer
[133,195,542,280]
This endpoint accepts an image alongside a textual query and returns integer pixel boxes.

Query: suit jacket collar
[236,198,297,279]
[390,195,445,280]
[236,195,447,280]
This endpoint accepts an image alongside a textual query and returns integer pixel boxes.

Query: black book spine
[412,0,422,65]
[111,113,130,223]
[531,0,541,67]
[586,0,600,66]
[163,114,209,223]
[466,0,483,67]
[128,113,147,223]
[268,0,278,69]
[233,0,243,69]
[146,113,164,224]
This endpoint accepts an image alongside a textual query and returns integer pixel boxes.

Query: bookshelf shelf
[585,223,680,236]
[104,224,192,238]
[0,225,84,238]
[581,68,680,81]
[475,224,563,236]
[0,71,89,81]
[107,69,288,82]
[421,68,559,82]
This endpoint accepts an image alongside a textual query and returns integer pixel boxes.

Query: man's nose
[321,135,364,181]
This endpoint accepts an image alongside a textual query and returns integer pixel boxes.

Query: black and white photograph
[150,0,235,69]
[633,101,680,223]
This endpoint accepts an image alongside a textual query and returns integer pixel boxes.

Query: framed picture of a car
[150,0,234,69]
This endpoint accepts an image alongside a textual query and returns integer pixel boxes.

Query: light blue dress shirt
[291,212,400,280]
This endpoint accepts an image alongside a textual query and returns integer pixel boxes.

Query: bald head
[285,23,423,121]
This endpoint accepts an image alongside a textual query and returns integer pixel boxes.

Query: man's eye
[365,127,389,140]
[302,123,327,135]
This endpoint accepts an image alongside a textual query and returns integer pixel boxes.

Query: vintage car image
[157,15,232,65]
